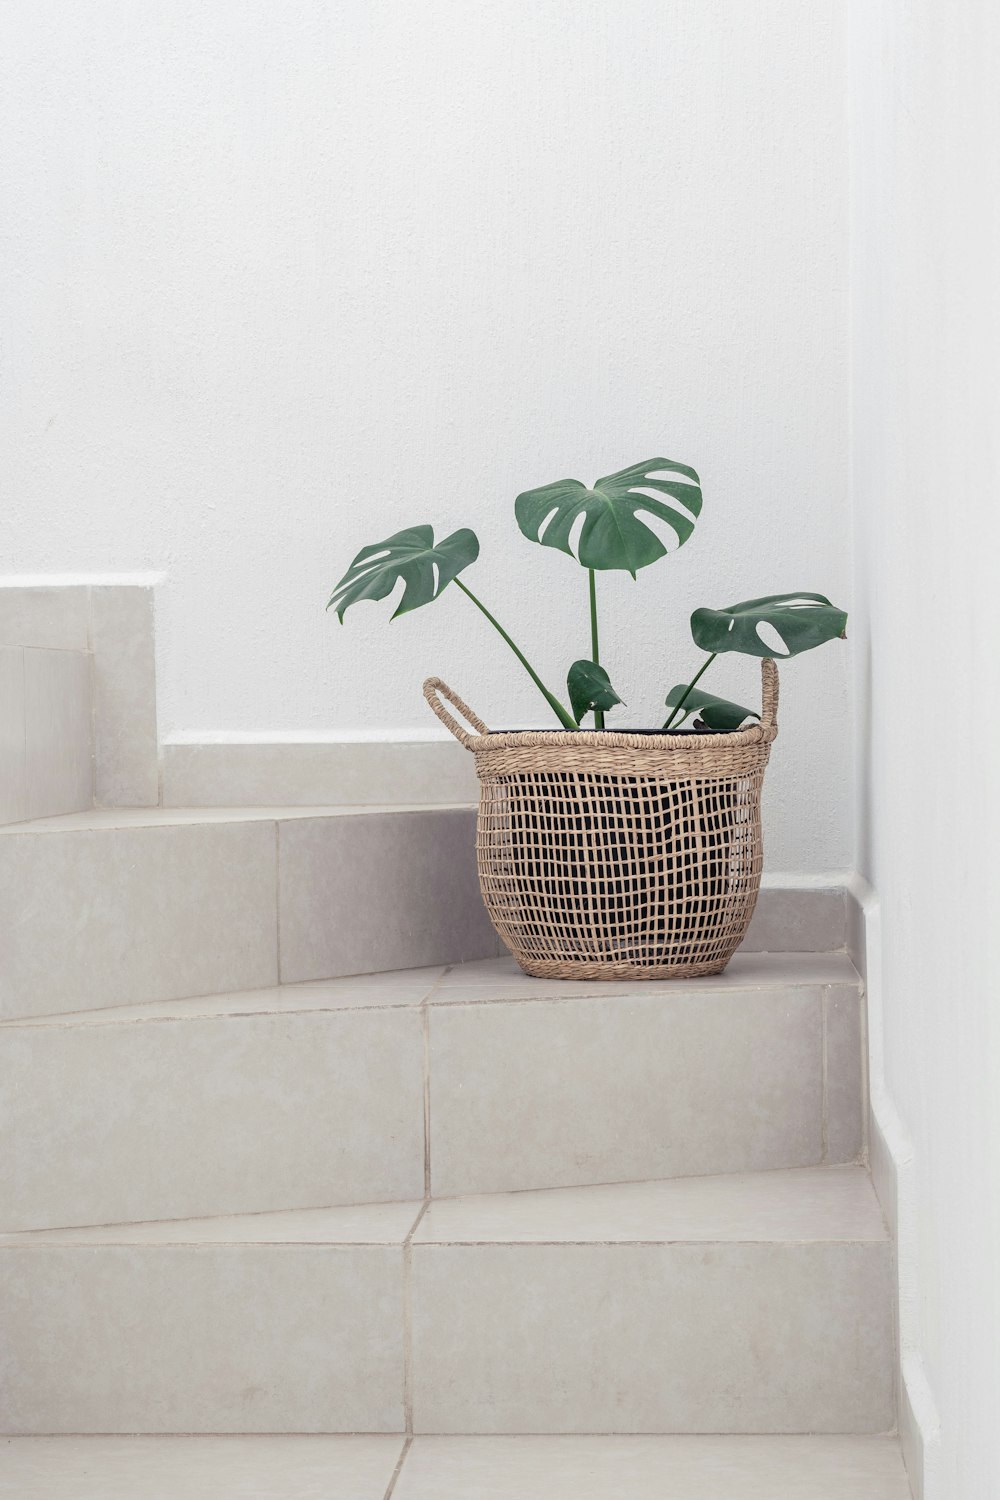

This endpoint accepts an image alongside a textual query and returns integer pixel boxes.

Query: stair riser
[1,979,863,1231]
[0,1234,892,1435]
[410,1242,895,1434]
[0,822,279,1019]
[429,984,864,1198]
[0,1009,425,1232]
[0,810,499,1021]
[0,1245,404,1434]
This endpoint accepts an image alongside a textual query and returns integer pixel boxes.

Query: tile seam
[273,819,282,984]
[403,1201,431,1437]
[382,1434,413,1499]
[405,1236,890,1249]
[821,986,830,1163]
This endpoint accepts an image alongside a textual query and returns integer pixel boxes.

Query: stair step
[0,1167,892,1436]
[1,954,863,1232]
[428,952,863,1196]
[393,1436,911,1498]
[1,981,428,1231]
[0,1199,422,1434]
[0,806,848,1023]
[0,1434,911,1498]
[0,804,497,1021]
[409,1166,892,1434]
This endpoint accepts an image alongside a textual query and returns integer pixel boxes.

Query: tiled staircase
[0,805,910,1496]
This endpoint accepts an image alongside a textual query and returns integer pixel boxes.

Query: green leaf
[327,525,479,622]
[664,684,759,732]
[516,457,702,575]
[690,593,848,659]
[567,659,624,725]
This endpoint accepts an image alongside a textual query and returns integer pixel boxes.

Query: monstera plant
[328,458,847,730]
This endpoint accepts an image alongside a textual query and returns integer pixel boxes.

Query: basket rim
[465,723,777,752]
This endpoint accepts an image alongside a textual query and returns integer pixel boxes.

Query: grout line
[85,589,98,812]
[378,1426,902,1439]
[402,1201,431,1436]
[821,987,830,1164]
[273,821,282,983]
[421,1007,431,1198]
[18,646,28,819]
[0,999,429,1030]
[382,1435,413,1499]
[391,1235,889,1249]
[0,1426,902,1440]
[419,966,452,1199]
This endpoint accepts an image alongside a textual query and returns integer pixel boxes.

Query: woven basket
[424,658,779,980]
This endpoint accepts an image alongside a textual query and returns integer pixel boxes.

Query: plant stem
[588,569,604,729]
[663,651,717,730]
[454,578,577,730]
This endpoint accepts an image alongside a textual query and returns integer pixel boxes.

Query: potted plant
[328,457,846,979]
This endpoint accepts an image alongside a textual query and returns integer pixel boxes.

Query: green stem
[455,578,577,730]
[588,569,604,730]
[663,651,717,730]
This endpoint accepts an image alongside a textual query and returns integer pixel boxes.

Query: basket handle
[423,677,490,749]
[760,657,779,732]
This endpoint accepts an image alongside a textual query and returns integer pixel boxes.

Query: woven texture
[424,661,778,980]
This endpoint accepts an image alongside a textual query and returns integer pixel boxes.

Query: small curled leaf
[567,659,624,726]
[664,684,759,732]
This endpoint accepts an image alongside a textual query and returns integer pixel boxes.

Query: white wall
[0,0,850,871]
[850,1,1000,1493]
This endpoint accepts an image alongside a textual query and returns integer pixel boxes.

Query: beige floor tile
[428,983,826,1196]
[2,805,464,831]
[434,951,859,1001]
[0,1198,423,1245]
[0,1242,405,1433]
[0,649,26,826]
[3,966,445,1027]
[410,1239,894,1432]
[0,585,90,652]
[0,1005,425,1229]
[0,1435,405,1499]
[394,1436,910,1498]
[161,738,478,807]
[0,819,278,1019]
[23,648,93,819]
[743,885,847,952]
[415,1166,888,1245]
[89,585,158,807]
[278,809,501,981]
[825,982,865,1162]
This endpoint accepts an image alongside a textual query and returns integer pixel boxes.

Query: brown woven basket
[424,659,779,980]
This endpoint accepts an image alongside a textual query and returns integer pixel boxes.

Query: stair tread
[0,803,474,835]
[1,951,860,1028]
[414,1166,887,1245]
[0,1435,911,1497]
[1,1167,885,1248]
[0,1198,424,1246]
[431,950,859,1002]
[395,1436,911,1497]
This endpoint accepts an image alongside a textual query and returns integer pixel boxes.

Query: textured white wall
[0,0,850,870]
[850,1,1000,1493]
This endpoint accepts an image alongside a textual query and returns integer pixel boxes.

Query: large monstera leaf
[515,457,702,575]
[691,593,848,659]
[327,525,479,621]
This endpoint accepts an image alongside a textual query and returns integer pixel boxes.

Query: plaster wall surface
[0,0,851,871]
[849,2,1000,1493]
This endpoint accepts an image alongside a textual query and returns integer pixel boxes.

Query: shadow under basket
[424,659,779,980]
